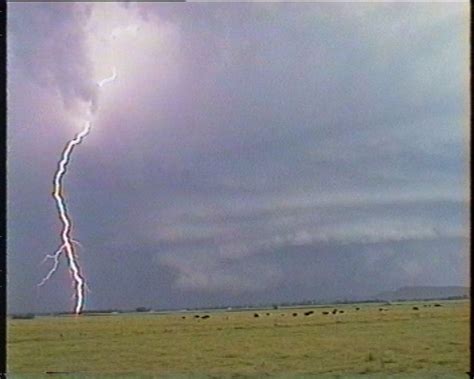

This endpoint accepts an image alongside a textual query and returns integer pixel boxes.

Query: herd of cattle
[181,303,443,320]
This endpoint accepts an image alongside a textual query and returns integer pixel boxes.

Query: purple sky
[8,2,469,313]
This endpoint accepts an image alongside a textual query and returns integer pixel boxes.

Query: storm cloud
[7,2,469,313]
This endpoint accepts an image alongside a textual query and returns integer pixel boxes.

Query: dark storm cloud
[8,3,469,313]
[147,197,466,294]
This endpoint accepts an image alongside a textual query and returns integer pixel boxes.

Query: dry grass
[7,300,469,378]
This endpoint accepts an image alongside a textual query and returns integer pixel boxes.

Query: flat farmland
[7,300,469,378]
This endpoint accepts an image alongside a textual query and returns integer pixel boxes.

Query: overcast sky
[7,2,469,314]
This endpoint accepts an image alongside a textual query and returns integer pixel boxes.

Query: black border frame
[0,0,7,375]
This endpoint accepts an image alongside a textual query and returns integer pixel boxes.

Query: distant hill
[373,286,469,301]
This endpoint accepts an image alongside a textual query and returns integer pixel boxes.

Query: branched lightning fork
[39,68,117,314]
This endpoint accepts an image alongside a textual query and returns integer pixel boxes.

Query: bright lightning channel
[39,67,117,314]
[98,67,117,88]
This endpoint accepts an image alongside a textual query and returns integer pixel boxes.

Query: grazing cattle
[355,307,360,311]
[254,313,260,318]
[194,315,200,318]
[412,307,419,310]
[332,309,338,314]
[201,315,210,319]
[266,313,270,316]
[322,311,329,315]
[434,304,442,307]
[304,311,314,316]
[338,310,344,314]
[182,316,186,319]
[292,313,298,317]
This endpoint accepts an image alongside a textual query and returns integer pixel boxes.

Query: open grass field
[7,300,470,378]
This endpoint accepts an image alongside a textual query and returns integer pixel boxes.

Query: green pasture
[7,300,470,378]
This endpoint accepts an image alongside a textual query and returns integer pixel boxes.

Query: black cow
[254,313,260,318]
[412,307,419,311]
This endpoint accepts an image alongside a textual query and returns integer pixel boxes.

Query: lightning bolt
[98,67,117,88]
[39,67,117,314]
